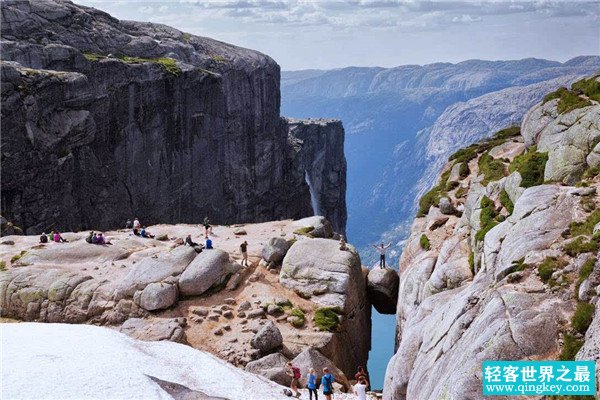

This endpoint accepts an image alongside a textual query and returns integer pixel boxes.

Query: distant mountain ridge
[281,56,600,265]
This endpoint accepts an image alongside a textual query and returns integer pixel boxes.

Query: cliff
[0,0,346,234]
[384,75,600,399]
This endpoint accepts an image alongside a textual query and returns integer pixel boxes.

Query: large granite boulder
[261,237,291,264]
[133,282,178,311]
[250,321,283,353]
[366,268,399,314]
[245,353,290,386]
[292,216,334,238]
[576,305,600,390]
[279,238,370,377]
[178,250,240,296]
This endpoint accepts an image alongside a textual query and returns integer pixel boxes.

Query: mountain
[384,76,600,399]
[0,0,347,234]
[281,57,600,264]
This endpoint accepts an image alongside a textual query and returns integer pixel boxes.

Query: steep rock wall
[0,0,346,234]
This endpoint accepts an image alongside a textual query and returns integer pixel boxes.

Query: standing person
[353,376,368,400]
[371,242,391,269]
[203,217,211,238]
[307,368,319,400]
[240,240,248,267]
[286,362,302,398]
[354,366,370,390]
[125,219,133,229]
[321,367,335,400]
[133,218,141,230]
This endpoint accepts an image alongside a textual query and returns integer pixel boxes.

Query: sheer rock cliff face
[384,78,600,399]
[0,0,346,234]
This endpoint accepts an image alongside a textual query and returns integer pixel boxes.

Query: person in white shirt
[371,242,391,268]
[354,376,368,400]
[133,218,141,230]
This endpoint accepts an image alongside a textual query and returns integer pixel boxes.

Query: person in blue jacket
[205,237,213,249]
[321,367,335,400]
[307,368,318,400]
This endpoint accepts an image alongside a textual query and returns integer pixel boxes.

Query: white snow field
[1,323,288,399]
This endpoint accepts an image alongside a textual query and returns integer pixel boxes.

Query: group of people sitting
[285,364,370,400]
[125,218,155,238]
[39,231,68,243]
[85,231,110,245]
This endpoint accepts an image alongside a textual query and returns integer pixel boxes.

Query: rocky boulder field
[0,216,396,393]
[384,75,600,399]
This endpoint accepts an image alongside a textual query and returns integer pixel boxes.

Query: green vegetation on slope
[419,234,431,251]
[83,53,181,76]
[478,154,506,185]
[569,209,600,237]
[537,257,567,283]
[475,196,501,242]
[417,169,451,216]
[314,307,341,332]
[572,302,595,334]
[289,308,306,328]
[499,189,514,214]
[575,257,597,296]
[563,236,599,257]
[508,145,548,187]
[571,74,600,102]
[543,87,592,114]
[558,334,583,361]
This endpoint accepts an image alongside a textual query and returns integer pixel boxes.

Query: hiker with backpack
[286,362,302,398]
[307,367,318,400]
[321,368,335,400]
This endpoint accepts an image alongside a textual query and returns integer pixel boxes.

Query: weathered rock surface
[292,216,334,238]
[280,238,370,376]
[120,317,187,343]
[261,237,291,264]
[245,353,290,386]
[0,0,347,236]
[366,268,399,314]
[384,86,600,399]
[178,249,240,296]
[577,304,600,390]
[133,282,178,311]
[250,321,283,353]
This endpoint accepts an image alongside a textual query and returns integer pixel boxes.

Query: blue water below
[367,309,397,390]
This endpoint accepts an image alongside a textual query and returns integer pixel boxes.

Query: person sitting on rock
[53,231,68,243]
[372,242,391,269]
[339,235,348,251]
[285,362,302,398]
[91,233,98,244]
[85,232,94,244]
[140,227,154,239]
[185,234,203,253]
[96,232,106,245]
[39,232,48,244]
[205,237,213,249]
[321,367,335,400]
[240,240,248,267]
[125,219,133,229]
[133,218,141,230]
[132,228,140,236]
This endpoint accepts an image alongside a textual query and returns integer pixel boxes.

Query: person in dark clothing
[354,366,370,391]
[85,232,94,244]
[185,234,199,247]
[205,237,213,249]
[133,228,140,236]
[203,217,211,238]
[372,242,392,268]
[240,241,248,267]
[140,227,154,239]
[321,368,335,400]
[40,233,48,243]
[125,219,133,229]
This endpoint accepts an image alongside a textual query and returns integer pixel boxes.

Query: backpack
[292,367,301,380]
[323,375,334,392]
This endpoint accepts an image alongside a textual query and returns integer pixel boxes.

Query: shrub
[499,189,514,214]
[571,75,600,102]
[83,52,105,61]
[569,209,600,237]
[455,186,468,198]
[478,154,506,185]
[10,250,27,264]
[0,261,6,271]
[449,144,480,164]
[546,87,593,114]
[459,162,470,178]
[314,307,341,332]
[582,165,600,179]
[572,302,595,334]
[445,180,459,191]
[563,236,599,257]
[289,308,306,328]
[558,333,583,361]
[417,169,452,217]
[475,196,499,242]
[211,55,227,63]
[419,234,431,251]
[538,257,566,283]
[509,146,548,187]
[510,257,528,272]
[492,126,521,140]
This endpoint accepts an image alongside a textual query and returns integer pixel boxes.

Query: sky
[77,0,600,70]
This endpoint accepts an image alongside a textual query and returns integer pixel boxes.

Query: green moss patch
[508,145,548,188]
[563,236,599,257]
[538,257,567,283]
[475,196,501,242]
[543,87,592,114]
[558,333,584,361]
[459,162,470,178]
[84,53,181,76]
[417,169,452,217]
[419,234,431,251]
[569,209,600,237]
[314,307,341,332]
[448,126,520,164]
[289,308,306,328]
[478,154,506,185]
[571,75,600,102]
[575,257,597,295]
[499,189,514,214]
[572,302,595,334]
[293,226,314,237]
[468,251,475,274]
[0,260,6,271]
[10,250,27,264]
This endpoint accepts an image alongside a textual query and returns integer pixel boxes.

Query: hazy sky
[77,0,600,70]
